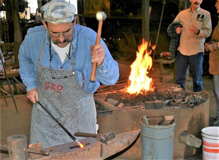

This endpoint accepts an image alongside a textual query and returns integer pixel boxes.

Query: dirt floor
[0,61,217,160]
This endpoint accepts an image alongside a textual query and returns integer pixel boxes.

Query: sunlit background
[0,0,78,20]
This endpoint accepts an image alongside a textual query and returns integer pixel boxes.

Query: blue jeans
[213,74,219,119]
[175,51,204,92]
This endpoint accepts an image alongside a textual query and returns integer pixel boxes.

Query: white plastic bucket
[201,127,219,160]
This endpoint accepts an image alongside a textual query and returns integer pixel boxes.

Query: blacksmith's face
[43,21,74,48]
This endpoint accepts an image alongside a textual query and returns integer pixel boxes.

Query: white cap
[40,0,76,25]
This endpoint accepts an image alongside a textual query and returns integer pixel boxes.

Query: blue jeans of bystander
[175,51,204,92]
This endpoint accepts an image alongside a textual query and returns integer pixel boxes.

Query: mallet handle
[74,132,100,138]
[90,20,103,82]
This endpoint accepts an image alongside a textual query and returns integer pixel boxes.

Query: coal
[95,83,208,109]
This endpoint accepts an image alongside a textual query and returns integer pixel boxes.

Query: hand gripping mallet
[90,11,107,82]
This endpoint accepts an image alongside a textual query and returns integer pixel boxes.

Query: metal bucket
[140,116,176,160]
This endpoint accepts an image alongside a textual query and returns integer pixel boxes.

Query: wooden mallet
[90,11,107,82]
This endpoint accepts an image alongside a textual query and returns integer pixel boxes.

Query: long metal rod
[0,52,18,113]
[153,0,166,60]
[12,77,26,93]
[36,101,78,142]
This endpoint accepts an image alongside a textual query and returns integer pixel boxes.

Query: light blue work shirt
[18,24,119,93]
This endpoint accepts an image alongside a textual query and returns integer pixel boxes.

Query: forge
[95,82,209,159]
[95,39,209,159]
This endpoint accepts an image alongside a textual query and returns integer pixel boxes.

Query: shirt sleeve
[172,12,181,24]
[198,11,212,38]
[96,39,119,85]
[18,35,38,92]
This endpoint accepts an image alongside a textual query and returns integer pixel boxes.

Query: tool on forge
[36,101,84,148]
[90,11,107,82]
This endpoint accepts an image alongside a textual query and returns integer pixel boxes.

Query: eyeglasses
[50,31,74,38]
[49,24,74,38]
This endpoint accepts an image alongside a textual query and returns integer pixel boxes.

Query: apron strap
[37,34,47,65]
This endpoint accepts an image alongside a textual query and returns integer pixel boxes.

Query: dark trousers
[175,51,204,92]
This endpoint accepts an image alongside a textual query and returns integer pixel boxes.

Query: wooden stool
[153,59,175,82]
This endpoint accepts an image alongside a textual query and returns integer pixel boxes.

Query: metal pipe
[12,77,26,93]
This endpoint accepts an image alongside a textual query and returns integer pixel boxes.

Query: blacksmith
[18,0,119,148]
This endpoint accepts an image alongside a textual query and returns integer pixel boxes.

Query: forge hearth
[95,83,209,159]
[95,83,208,109]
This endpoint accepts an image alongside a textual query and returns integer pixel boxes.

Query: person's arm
[172,12,183,35]
[18,36,37,92]
[205,41,219,51]
[95,39,119,85]
[74,25,119,93]
[197,11,212,38]
[75,41,119,93]
[167,22,182,37]
[172,11,181,25]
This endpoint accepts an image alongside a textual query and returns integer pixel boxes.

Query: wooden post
[11,0,22,67]
[7,134,28,160]
[142,0,150,42]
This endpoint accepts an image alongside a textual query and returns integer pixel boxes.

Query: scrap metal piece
[25,148,50,156]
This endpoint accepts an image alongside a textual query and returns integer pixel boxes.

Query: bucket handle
[141,132,174,140]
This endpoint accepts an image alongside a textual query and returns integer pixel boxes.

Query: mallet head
[96,11,107,21]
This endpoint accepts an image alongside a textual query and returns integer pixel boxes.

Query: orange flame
[77,141,84,148]
[126,39,155,94]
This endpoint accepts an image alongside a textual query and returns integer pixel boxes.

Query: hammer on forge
[74,131,115,143]
[90,11,107,82]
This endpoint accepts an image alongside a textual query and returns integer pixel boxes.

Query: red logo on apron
[45,82,63,93]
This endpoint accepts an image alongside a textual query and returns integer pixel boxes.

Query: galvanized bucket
[140,115,176,160]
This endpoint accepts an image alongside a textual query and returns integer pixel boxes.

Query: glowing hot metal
[76,140,84,148]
